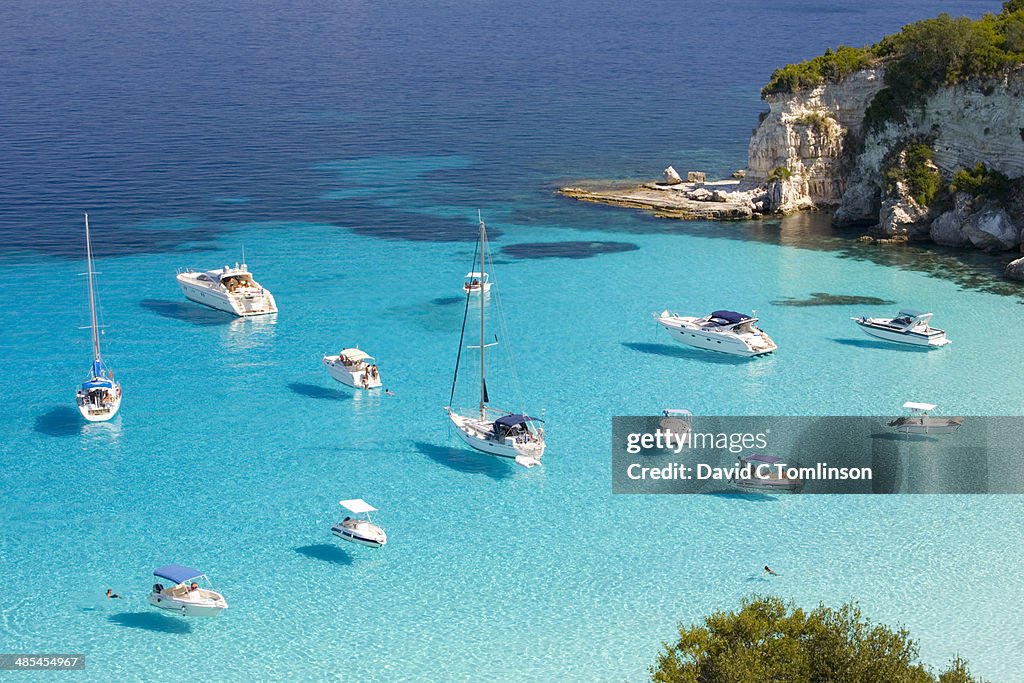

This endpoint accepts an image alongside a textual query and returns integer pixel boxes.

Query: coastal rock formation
[1005,255,1024,280]
[662,166,683,185]
[962,204,1020,251]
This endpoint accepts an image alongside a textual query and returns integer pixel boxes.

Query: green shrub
[651,596,985,683]
[885,143,943,207]
[951,163,1012,203]
[767,166,792,182]
[762,45,877,96]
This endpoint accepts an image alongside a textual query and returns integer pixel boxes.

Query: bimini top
[339,499,376,514]
[339,348,373,362]
[709,310,751,324]
[82,377,115,390]
[743,453,783,464]
[464,272,489,279]
[903,401,937,411]
[153,564,205,585]
[897,309,927,319]
[494,413,542,428]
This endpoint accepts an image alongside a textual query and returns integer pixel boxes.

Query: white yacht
[323,348,382,389]
[463,271,492,295]
[332,499,387,548]
[654,310,777,357]
[888,402,964,434]
[445,213,546,468]
[852,310,950,347]
[177,259,277,317]
[75,214,122,422]
[729,454,803,493]
[148,564,228,617]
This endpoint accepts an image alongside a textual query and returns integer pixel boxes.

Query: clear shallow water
[2,1,1022,681]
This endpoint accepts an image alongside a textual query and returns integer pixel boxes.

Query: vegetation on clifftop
[650,596,986,683]
[885,143,943,208]
[763,1,1024,105]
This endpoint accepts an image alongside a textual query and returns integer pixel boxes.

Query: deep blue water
[2,1,1021,681]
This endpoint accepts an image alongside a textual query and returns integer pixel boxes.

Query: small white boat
[654,310,777,357]
[446,214,546,468]
[332,499,387,548]
[148,564,228,617]
[730,454,803,493]
[322,348,382,389]
[888,402,964,434]
[463,271,492,295]
[852,309,950,347]
[177,258,277,317]
[660,409,692,447]
[75,214,122,422]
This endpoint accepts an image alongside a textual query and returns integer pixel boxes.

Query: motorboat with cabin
[659,409,692,448]
[75,214,122,422]
[148,564,228,616]
[888,402,964,434]
[177,258,277,317]
[332,499,387,548]
[463,271,492,295]
[852,309,950,347]
[729,454,803,493]
[654,309,777,357]
[323,347,382,389]
[445,213,546,468]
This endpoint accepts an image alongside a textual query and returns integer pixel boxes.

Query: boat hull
[854,321,949,347]
[148,592,227,617]
[447,411,544,465]
[331,525,386,548]
[77,389,121,422]
[657,319,775,357]
[177,275,277,317]
[323,357,381,389]
[889,421,962,435]
[729,477,802,494]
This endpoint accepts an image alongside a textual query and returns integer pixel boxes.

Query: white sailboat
[445,214,546,468]
[75,213,122,422]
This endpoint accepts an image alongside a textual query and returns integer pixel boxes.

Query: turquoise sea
[2,1,1022,681]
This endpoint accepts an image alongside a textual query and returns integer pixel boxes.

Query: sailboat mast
[84,213,102,364]
[478,214,486,418]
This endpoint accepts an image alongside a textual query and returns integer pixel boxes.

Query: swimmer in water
[764,565,780,576]
[106,589,123,599]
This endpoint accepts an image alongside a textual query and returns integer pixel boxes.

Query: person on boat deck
[189,582,198,592]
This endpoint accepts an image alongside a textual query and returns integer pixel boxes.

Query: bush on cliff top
[951,163,1012,204]
[763,3,1024,100]
[650,596,986,683]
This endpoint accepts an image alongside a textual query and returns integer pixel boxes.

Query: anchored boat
[332,499,387,548]
[177,256,277,317]
[323,347,382,389]
[852,310,950,347]
[729,454,803,493]
[888,402,964,434]
[75,213,122,422]
[654,310,777,357]
[148,564,228,617]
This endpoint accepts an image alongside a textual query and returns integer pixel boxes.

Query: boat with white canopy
[729,454,803,493]
[654,309,777,356]
[852,309,950,347]
[75,214,122,422]
[323,347,382,389]
[463,271,492,295]
[148,564,228,616]
[332,499,387,548]
[177,255,277,317]
[888,402,964,434]
[445,213,546,468]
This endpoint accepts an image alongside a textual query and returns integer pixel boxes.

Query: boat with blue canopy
[653,308,777,356]
[75,214,122,422]
[148,564,228,616]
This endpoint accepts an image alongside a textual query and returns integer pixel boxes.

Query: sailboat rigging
[444,213,545,467]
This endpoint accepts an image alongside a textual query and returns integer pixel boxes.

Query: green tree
[650,596,985,683]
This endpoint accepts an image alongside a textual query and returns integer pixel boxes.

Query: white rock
[662,166,683,185]
[1005,256,1024,280]
[962,206,1020,251]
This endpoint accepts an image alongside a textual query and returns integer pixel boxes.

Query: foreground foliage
[650,596,985,683]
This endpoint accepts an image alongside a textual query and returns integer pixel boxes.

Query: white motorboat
[463,271,492,295]
[654,309,777,357]
[323,348,382,389]
[148,564,228,617]
[888,402,964,434]
[176,257,277,317]
[332,499,387,548]
[729,454,803,493]
[852,309,950,347]
[445,213,546,468]
[75,214,122,422]
[660,409,692,448]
